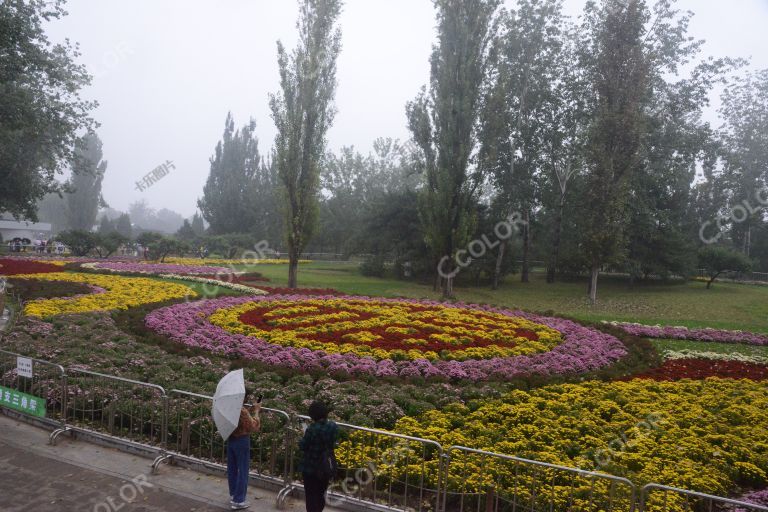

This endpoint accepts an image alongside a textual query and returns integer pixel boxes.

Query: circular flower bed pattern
[12,272,196,316]
[145,295,628,381]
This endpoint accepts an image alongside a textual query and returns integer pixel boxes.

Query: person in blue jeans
[299,401,339,512]
[227,391,261,510]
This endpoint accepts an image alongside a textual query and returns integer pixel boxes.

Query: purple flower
[614,322,768,346]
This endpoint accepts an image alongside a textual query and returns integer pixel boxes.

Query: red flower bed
[238,301,541,353]
[628,358,768,381]
[0,258,61,275]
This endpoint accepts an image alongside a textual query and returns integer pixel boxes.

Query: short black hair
[308,401,329,422]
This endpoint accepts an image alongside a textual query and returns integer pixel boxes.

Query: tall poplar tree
[270,0,343,288]
[477,0,565,287]
[407,0,500,298]
[718,68,768,256]
[66,132,107,231]
[582,0,649,303]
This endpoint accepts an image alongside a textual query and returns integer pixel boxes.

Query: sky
[43,0,768,218]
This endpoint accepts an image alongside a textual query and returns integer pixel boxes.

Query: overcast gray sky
[44,0,768,218]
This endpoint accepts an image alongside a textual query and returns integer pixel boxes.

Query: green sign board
[0,385,45,418]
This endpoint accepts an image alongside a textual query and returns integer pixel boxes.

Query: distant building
[0,216,53,244]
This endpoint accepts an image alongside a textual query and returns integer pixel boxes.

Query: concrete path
[0,414,303,512]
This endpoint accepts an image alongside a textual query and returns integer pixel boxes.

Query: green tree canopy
[198,113,262,235]
[0,0,96,220]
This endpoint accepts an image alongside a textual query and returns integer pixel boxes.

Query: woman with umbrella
[227,389,261,509]
[212,369,261,510]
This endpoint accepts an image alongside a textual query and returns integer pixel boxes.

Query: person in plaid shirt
[299,401,338,512]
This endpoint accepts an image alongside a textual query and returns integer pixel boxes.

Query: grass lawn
[247,261,768,333]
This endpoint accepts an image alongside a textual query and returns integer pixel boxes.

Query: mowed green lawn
[247,261,768,333]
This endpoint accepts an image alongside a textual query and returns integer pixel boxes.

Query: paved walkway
[0,414,301,512]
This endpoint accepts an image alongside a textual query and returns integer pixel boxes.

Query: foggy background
[43,0,768,218]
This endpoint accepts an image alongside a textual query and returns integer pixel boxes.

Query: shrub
[360,256,386,277]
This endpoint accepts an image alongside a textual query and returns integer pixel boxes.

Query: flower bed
[661,348,768,365]
[624,359,768,381]
[738,489,768,510]
[5,278,95,301]
[164,257,309,266]
[11,272,196,316]
[157,274,267,295]
[612,322,768,346]
[83,261,230,275]
[0,258,64,275]
[197,273,271,284]
[145,295,628,381]
[256,286,343,296]
[387,379,768,498]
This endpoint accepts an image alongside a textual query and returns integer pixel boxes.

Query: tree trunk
[288,246,299,288]
[442,275,453,299]
[745,226,751,257]
[521,209,530,283]
[546,195,565,284]
[589,265,599,304]
[492,242,506,290]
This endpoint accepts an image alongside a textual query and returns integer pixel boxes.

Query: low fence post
[438,451,449,512]
[161,394,169,450]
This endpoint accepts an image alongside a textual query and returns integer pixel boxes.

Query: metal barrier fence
[64,368,168,448]
[294,414,444,512]
[696,269,768,284]
[166,389,293,486]
[0,348,67,424]
[640,484,768,512]
[442,446,636,512]
[0,347,765,512]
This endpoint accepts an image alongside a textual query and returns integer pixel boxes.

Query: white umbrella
[212,369,245,441]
